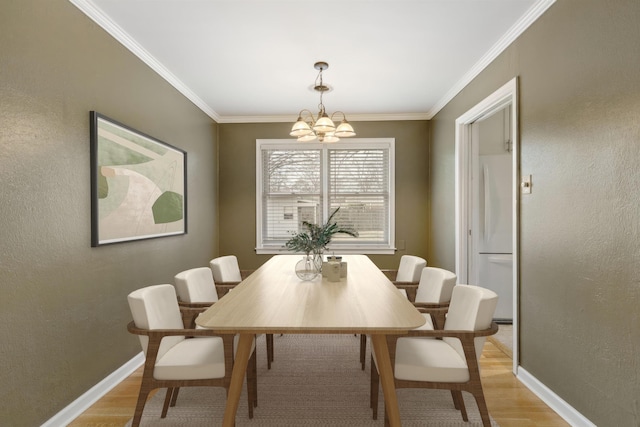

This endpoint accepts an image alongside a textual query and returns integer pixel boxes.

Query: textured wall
[0,1,218,425]
[430,0,640,425]
[218,121,430,270]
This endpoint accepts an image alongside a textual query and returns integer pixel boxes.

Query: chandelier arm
[298,109,316,125]
[330,111,347,121]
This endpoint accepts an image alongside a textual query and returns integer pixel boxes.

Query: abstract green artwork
[90,112,187,246]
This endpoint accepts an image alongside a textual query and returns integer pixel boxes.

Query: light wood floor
[69,338,569,427]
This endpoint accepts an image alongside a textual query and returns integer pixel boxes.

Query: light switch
[521,175,532,194]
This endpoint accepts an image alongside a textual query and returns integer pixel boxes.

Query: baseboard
[517,367,596,427]
[41,352,144,427]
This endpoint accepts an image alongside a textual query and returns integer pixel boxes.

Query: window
[256,138,395,254]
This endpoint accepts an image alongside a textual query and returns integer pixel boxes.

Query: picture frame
[90,111,187,246]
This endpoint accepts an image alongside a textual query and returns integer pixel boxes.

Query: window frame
[256,138,395,255]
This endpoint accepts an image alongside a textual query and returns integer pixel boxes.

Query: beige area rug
[127,334,499,426]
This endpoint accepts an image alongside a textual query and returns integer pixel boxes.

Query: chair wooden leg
[457,390,469,421]
[170,387,180,407]
[161,388,173,418]
[246,351,257,418]
[252,349,258,408]
[450,390,460,409]
[360,334,367,370]
[131,387,151,427]
[266,333,274,369]
[370,355,379,419]
[472,390,492,427]
[253,351,259,408]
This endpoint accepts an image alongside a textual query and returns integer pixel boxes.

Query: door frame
[454,77,519,373]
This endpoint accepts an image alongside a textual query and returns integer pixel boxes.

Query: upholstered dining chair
[210,254,242,282]
[209,255,275,369]
[412,267,457,329]
[370,284,498,426]
[380,255,427,301]
[359,255,427,369]
[174,265,274,369]
[174,266,219,309]
[127,284,257,427]
[359,264,452,370]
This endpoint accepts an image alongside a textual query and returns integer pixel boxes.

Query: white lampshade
[313,115,336,133]
[297,133,318,142]
[290,119,313,137]
[334,120,356,137]
[322,132,340,143]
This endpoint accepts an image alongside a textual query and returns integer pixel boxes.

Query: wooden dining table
[196,254,425,426]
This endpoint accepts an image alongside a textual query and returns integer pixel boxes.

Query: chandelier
[290,62,356,143]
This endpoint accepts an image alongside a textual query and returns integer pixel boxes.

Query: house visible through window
[256,138,395,254]
[283,206,294,221]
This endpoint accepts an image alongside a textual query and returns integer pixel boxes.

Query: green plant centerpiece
[285,207,358,280]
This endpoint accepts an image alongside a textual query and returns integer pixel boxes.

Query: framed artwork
[90,111,187,246]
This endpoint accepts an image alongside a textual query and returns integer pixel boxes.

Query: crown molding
[217,112,430,124]
[68,0,221,122]
[426,0,557,119]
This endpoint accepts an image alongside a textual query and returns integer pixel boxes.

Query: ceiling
[71,0,553,123]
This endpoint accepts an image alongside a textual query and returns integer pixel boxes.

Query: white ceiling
[71,0,554,123]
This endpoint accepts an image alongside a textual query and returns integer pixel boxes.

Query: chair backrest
[209,255,242,282]
[414,267,457,303]
[395,255,427,282]
[174,267,218,303]
[443,284,498,361]
[127,284,185,359]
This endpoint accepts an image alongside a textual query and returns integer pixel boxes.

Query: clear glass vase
[295,254,319,280]
[313,249,324,274]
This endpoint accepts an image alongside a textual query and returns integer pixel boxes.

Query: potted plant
[285,207,358,279]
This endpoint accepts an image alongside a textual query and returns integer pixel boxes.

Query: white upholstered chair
[370,284,498,426]
[174,267,218,307]
[209,255,275,369]
[380,255,427,301]
[360,255,428,369]
[395,255,427,282]
[414,267,457,304]
[360,262,449,370]
[127,284,257,427]
[210,255,243,283]
[412,267,457,330]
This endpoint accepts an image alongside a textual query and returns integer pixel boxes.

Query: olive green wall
[218,121,430,270]
[430,1,640,425]
[0,1,218,425]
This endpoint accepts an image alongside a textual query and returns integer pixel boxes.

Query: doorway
[454,77,519,373]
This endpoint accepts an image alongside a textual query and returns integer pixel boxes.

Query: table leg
[222,333,253,427]
[370,334,401,427]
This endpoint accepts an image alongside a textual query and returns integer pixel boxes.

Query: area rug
[127,334,498,426]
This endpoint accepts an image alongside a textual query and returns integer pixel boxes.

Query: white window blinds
[328,148,389,244]
[256,139,395,254]
[261,148,322,245]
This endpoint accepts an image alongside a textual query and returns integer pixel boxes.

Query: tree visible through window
[256,139,395,254]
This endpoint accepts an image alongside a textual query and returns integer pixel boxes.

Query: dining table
[196,254,426,426]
